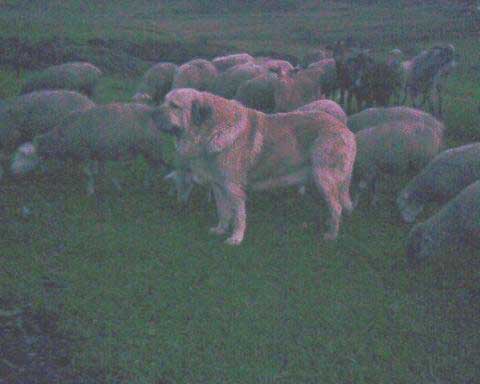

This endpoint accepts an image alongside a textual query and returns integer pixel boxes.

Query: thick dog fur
[153,88,356,245]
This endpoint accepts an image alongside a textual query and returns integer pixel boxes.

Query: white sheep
[347,106,440,133]
[11,103,167,195]
[0,90,95,155]
[212,53,255,72]
[212,63,268,99]
[352,115,444,206]
[406,180,480,267]
[21,62,102,97]
[397,142,480,223]
[132,62,177,104]
[171,59,218,92]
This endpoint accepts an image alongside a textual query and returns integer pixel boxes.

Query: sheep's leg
[143,166,155,189]
[209,184,232,236]
[84,160,98,196]
[370,177,381,207]
[312,169,342,241]
[223,182,247,245]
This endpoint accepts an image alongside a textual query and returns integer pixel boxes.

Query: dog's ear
[207,109,249,154]
[191,100,212,126]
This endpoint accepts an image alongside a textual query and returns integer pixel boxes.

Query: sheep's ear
[207,110,248,154]
[191,100,212,126]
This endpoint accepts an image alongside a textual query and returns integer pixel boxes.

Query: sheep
[397,142,480,223]
[171,59,218,92]
[296,99,347,124]
[255,58,294,76]
[352,115,444,206]
[10,103,167,195]
[406,180,480,267]
[350,53,403,110]
[212,53,255,72]
[273,64,334,112]
[233,72,277,113]
[132,62,177,104]
[0,90,95,157]
[347,106,440,133]
[212,63,268,99]
[404,44,456,116]
[303,48,331,67]
[21,62,102,97]
[306,58,338,99]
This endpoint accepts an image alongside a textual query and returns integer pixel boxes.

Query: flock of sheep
[0,38,478,267]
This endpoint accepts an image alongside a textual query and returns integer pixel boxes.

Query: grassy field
[1,1,480,383]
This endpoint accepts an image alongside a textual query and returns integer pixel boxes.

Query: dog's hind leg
[312,168,343,241]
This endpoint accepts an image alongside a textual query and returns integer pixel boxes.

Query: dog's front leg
[224,181,247,246]
[210,184,232,235]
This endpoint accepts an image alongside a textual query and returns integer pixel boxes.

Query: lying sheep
[212,53,255,72]
[234,72,277,113]
[172,59,218,92]
[352,116,444,206]
[132,62,177,104]
[347,106,440,133]
[21,62,102,97]
[11,103,167,195]
[397,142,480,223]
[406,180,480,267]
[212,63,268,99]
[307,58,337,99]
[296,99,347,124]
[0,90,95,156]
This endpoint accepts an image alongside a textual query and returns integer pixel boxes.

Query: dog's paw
[323,231,338,241]
[225,235,243,246]
[209,226,227,235]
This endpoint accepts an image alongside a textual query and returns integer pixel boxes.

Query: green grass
[1,1,480,383]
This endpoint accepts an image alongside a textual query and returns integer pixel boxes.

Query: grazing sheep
[352,116,444,206]
[233,72,277,113]
[212,63,268,99]
[212,53,255,72]
[404,44,456,116]
[0,90,95,156]
[333,40,363,113]
[347,106,440,133]
[172,59,218,92]
[10,103,167,195]
[307,58,338,99]
[21,62,102,97]
[397,142,480,223]
[303,48,331,67]
[351,53,403,110]
[273,64,334,112]
[256,58,294,76]
[296,99,347,124]
[154,89,356,244]
[406,180,480,267]
[132,62,177,104]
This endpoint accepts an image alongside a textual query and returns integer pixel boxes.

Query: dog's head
[152,88,249,157]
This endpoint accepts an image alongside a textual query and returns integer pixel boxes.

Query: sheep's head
[397,190,424,223]
[10,142,41,176]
